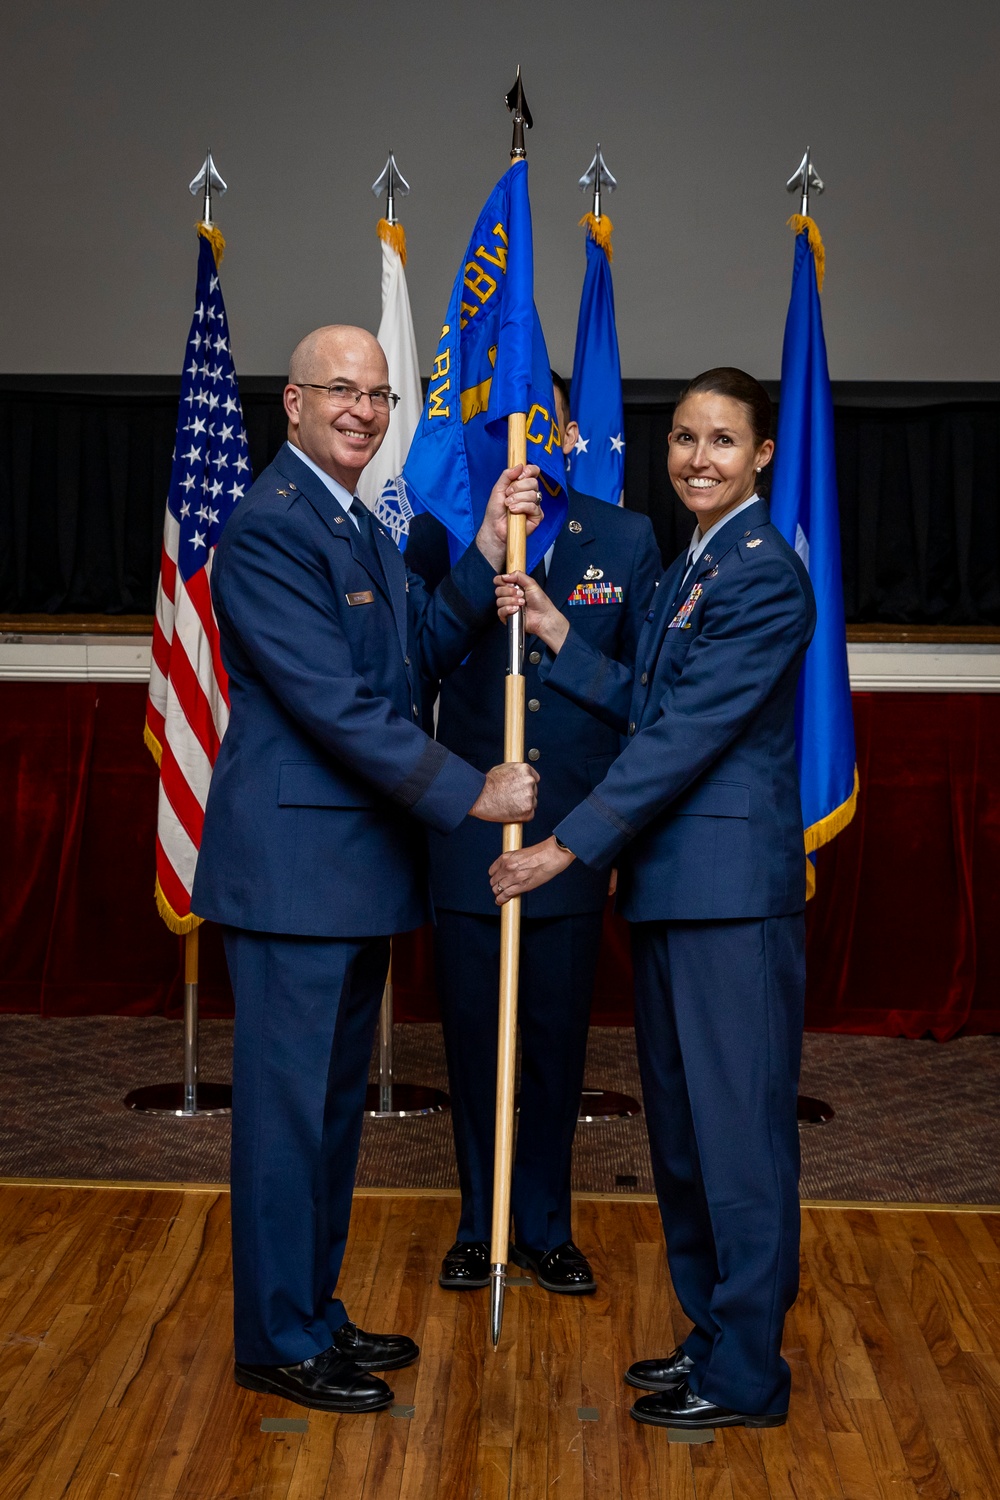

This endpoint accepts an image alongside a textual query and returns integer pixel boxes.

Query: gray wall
[2,0,997,380]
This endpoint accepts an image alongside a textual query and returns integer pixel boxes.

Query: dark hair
[550,369,571,409]
[676,367,772,449]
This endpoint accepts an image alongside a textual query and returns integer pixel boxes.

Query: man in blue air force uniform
[405,373,660,1294]
[191,325,542,1414]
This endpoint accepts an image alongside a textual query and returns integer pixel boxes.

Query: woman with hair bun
[491,368,816,1431]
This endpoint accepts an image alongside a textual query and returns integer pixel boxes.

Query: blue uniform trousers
[630,915,805,1416]
[223,927,390,1365]
[434,910,603,1252]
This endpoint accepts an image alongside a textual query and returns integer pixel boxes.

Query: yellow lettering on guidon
[476,222,509,273]
[526,403,561,455]
[431,347,451,382]
[459,223,509,329]
[464,262,498,306]
[428,381,450,419]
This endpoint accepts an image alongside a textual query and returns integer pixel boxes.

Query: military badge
[567,580,624,606]
[583,565,604,580]
[667,582,703,629]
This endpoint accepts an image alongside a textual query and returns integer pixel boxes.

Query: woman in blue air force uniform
[491,368,817,1432]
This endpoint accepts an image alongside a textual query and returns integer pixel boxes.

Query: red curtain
[2,683,998,1037]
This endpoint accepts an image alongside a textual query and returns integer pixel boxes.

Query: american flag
[145,226,251,932]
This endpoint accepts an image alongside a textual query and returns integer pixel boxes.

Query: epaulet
[738,528,769,556]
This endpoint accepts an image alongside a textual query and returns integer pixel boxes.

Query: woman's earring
[755,466,762,472]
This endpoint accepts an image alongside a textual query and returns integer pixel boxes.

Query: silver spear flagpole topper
[189,150,228,228]
[578,143,618,220]
[786,148,824,217]
[505,64,533,161]
[371,152,411,225]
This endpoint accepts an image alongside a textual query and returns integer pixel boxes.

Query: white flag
[356,221,422,545]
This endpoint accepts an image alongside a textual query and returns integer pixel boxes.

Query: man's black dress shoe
[630,1379,787,1430]
[235,1346,393,1412]
[330,1321,419,1371]
[439,1240,490,1289]
[624,1346,695,1391]
[509,1240,597,1294]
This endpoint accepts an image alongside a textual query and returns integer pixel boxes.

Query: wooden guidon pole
[489,411,528,1348]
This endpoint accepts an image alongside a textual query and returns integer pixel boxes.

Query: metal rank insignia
[746,538,762,549]
[567,579,623,606]
[583,565,604,580]
[667,582,703,629]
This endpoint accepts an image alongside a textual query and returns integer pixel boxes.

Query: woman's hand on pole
[494,570,569,654]
[489,835,575,905]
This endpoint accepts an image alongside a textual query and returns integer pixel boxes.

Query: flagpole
[783,147,834,1130]
[489,65,532,1351]
[126,150,234,1121]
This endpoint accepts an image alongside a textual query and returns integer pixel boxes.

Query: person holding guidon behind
[491,368,816,1431]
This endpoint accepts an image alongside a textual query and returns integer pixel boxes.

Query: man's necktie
[348,496,385,581]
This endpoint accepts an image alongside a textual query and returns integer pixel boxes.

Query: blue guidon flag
[145,224,251,932]
[769,215,857,897]
[566,216,625,505]
[401,160,566,568]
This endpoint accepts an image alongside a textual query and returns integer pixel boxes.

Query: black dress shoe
[630,1379,787,1430]
[439,1240,490,1290]
[235,1346,393,1413]
[330,1321,419,1372]
[624,1346,695,1391]
[509,1239,597,1294]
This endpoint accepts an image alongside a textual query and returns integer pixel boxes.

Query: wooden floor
[2,1186,1000,1499]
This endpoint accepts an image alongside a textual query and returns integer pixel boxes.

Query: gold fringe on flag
[377,218,407,266]
[578,211,614,262]
[787,213,825,292]
[803,766,859,899]
[154,876,204,936]
[143,720,163,767]
[196,221,226,267]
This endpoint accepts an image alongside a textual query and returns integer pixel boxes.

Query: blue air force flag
[401,160,566,568]
[566,223,625,504]
[769,218,857,896]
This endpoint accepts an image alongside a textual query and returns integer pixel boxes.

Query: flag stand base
[364,1083,450,1119]
[578,1090,641,1122]
[365,972,450,1118]
[797,1094,835,1124]
[124,1082,232,1117]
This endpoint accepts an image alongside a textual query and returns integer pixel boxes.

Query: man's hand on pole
[469,762,540,823]
[475,463,544,571]
[489,834,575,903]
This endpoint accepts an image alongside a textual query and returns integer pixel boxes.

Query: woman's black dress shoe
[439,1240,490,1289]
[234,1347,393,1412]
[330,1321,419,1371]
[630,1379,787,1430]
[624,1346,695,1391]
[509,1240,597,1294]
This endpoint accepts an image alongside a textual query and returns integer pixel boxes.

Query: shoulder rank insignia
[746,538,762,549]
[276,489,289,497]
[667,582,703,629]
[568,580,623,606]
[583,565,604,580]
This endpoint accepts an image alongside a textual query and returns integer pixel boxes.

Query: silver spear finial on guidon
[189,150,227,229]
[578,143,618,221]
[371,152,410,226]
[786,147,824,218]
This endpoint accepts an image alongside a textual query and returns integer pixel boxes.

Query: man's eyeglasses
[298,383,399,411]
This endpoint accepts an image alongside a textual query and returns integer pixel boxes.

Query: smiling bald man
[192,325,543,1414]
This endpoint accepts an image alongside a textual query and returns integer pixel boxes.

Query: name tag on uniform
[346,590,374,606]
